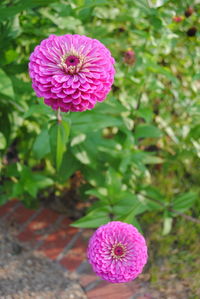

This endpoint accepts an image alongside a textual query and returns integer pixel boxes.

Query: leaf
[33,127,50,159]
[5,49,18,64]
[70,109,123,132]
[5,163,19,177]
[12,182,24,197]
[0,0,58,21]
[71,133,86,147]
[57,150,80,183]
[71,207,110,228]
[150,0,170,8]
[145,59,180,86]
[73,145,91,165]
[86,188,108,201]
[172,192,197,212]
[193,73,200,80]
[117,210,142,232]
[31,174,53,189]
[143,155,164,164]
[135,124,162,139]
[18,166,53,198]
[163,217,173,235]
[0,68,14,99]
[105,168,123,201]
[135,107,153,122]
[113,195,147,216]
[0,106,11,143]
[49,120,70,171]
[189,125,200,139]
[24,104,52,118]
[0,132,7,150]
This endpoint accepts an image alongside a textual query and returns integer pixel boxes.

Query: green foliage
[0,0,199,232]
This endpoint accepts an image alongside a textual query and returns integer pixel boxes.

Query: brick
[59,236,87,271]
[78,261,99,288]
[126,281,141,293]
[86,281,133,299]
[80,273,100,288]
[17,208,59,245]
[5,204,36,227]
[0,199,19,218]
[37,218,78,260]
[136,296,152,299]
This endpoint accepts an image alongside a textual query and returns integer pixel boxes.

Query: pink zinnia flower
[29,34,115,112]
[123,49,135,65]
[172,16,183,23]
[87,221,148,283]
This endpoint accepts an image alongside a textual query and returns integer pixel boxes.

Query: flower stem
[57,108,62,124]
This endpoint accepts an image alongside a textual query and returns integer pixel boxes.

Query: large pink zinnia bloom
[29,34,115,112]
[87,221,148,283]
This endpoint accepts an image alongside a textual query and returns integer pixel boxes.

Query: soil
[0,222,87,299]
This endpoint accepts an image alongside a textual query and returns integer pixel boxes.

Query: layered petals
[87,221,148,283]
[29,34,115,112]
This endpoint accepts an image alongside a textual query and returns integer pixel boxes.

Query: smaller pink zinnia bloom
[29,34,115,112]
[172,16,183,23]
[123,49,135,65]
[87,221,148,283]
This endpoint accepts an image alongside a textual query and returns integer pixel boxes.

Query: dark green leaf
[172,192,197,212]
[33,127,50,159]
[0,68,14,99]
[49,120,70,171]
[135,124,162,139]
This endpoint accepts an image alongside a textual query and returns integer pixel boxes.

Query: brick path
[0,200,151,299]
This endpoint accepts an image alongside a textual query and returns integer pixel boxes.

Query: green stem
[139,193,200,224]
[57,108,62,124]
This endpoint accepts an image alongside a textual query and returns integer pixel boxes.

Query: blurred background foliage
[0,0,200,234]
[0,0,200,296]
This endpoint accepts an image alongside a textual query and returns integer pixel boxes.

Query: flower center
[114,246,124,256]
[111,243,126,259]
[65,55,80,67]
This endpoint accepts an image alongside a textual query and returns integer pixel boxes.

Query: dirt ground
[0,223,87,299]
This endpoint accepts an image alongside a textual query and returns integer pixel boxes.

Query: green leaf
[5,163,19,178]
[31,174,53,189]
[12,182,24,197]
[49,120,70,171]
[163,217,173,235]
[135,124,162,139]
[135,107,153,122]
[193,73,200,80]
[113,195,147,216]
[143,155,164,164]
[105,168,123,201]
[0,68,14,99]
[71,207,110,228]
[33,127,50,159]
[117,209,142,232]
[57,150,80,183]
[0,106,11,143]
[189,125,200,139]
[172,192,197,212]
[17,166,53,198]
[0,0,58,21]
[5,49,18,64]
[73,144,91,165]
[24,104,52,118]
[70,109,123,132]
[0,132,7,150]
